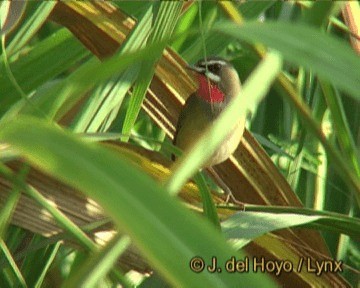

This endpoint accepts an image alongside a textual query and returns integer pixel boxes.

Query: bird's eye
[208,63,221,74]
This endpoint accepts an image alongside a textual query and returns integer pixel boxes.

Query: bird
[173,56,246,205]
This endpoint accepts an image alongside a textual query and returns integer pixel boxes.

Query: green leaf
[223,212,322,249]
[71,6,154,133]
[319,81,360,176]
[2,40,166,121]
[6,2,57,55]
[64,235,131,288]
[212,21,360,100]
[239,1,276,20]
[0,164,24,237]
[0,28,89,116]
[0,116,276,288]
[300,1,334,27]
[193,172,220,228]
[122,2,182,141]
[33,242,61,288]
[241,205,360,239]
[0,239,27,288]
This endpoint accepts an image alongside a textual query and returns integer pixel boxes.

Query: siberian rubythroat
[173,57,245,168]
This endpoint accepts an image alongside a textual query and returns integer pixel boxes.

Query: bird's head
[188,57,241,104]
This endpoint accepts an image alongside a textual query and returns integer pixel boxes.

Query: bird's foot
[223,187,245,211]
[206,167,245,211]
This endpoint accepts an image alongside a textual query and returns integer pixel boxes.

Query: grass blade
[0,116,276,288]
[213,21,360,99]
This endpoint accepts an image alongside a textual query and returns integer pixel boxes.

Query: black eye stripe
[206,63,221,73]
[195,59,228,76]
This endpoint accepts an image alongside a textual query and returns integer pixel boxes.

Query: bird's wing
[172,93,199,161]
[173,93,198,146]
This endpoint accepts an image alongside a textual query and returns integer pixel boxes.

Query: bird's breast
[174,95,245,167]
[205,118,245,167]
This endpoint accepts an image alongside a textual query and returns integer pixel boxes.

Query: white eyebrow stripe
[199,60,227,66]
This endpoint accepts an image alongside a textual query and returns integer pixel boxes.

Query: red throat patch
[197,74,224,103]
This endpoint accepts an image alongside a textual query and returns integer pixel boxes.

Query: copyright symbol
[190,257,205,272]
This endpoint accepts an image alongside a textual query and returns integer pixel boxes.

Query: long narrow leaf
[121,2,182,141]
[213,21,360,99]
[6,2,57,55]
[0,116,276,288]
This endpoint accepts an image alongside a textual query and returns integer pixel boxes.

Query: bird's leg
[206,167,245,211]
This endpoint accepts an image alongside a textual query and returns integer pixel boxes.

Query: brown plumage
[173,57,245,167]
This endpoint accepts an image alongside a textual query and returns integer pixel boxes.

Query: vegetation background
[0,1,359,287]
